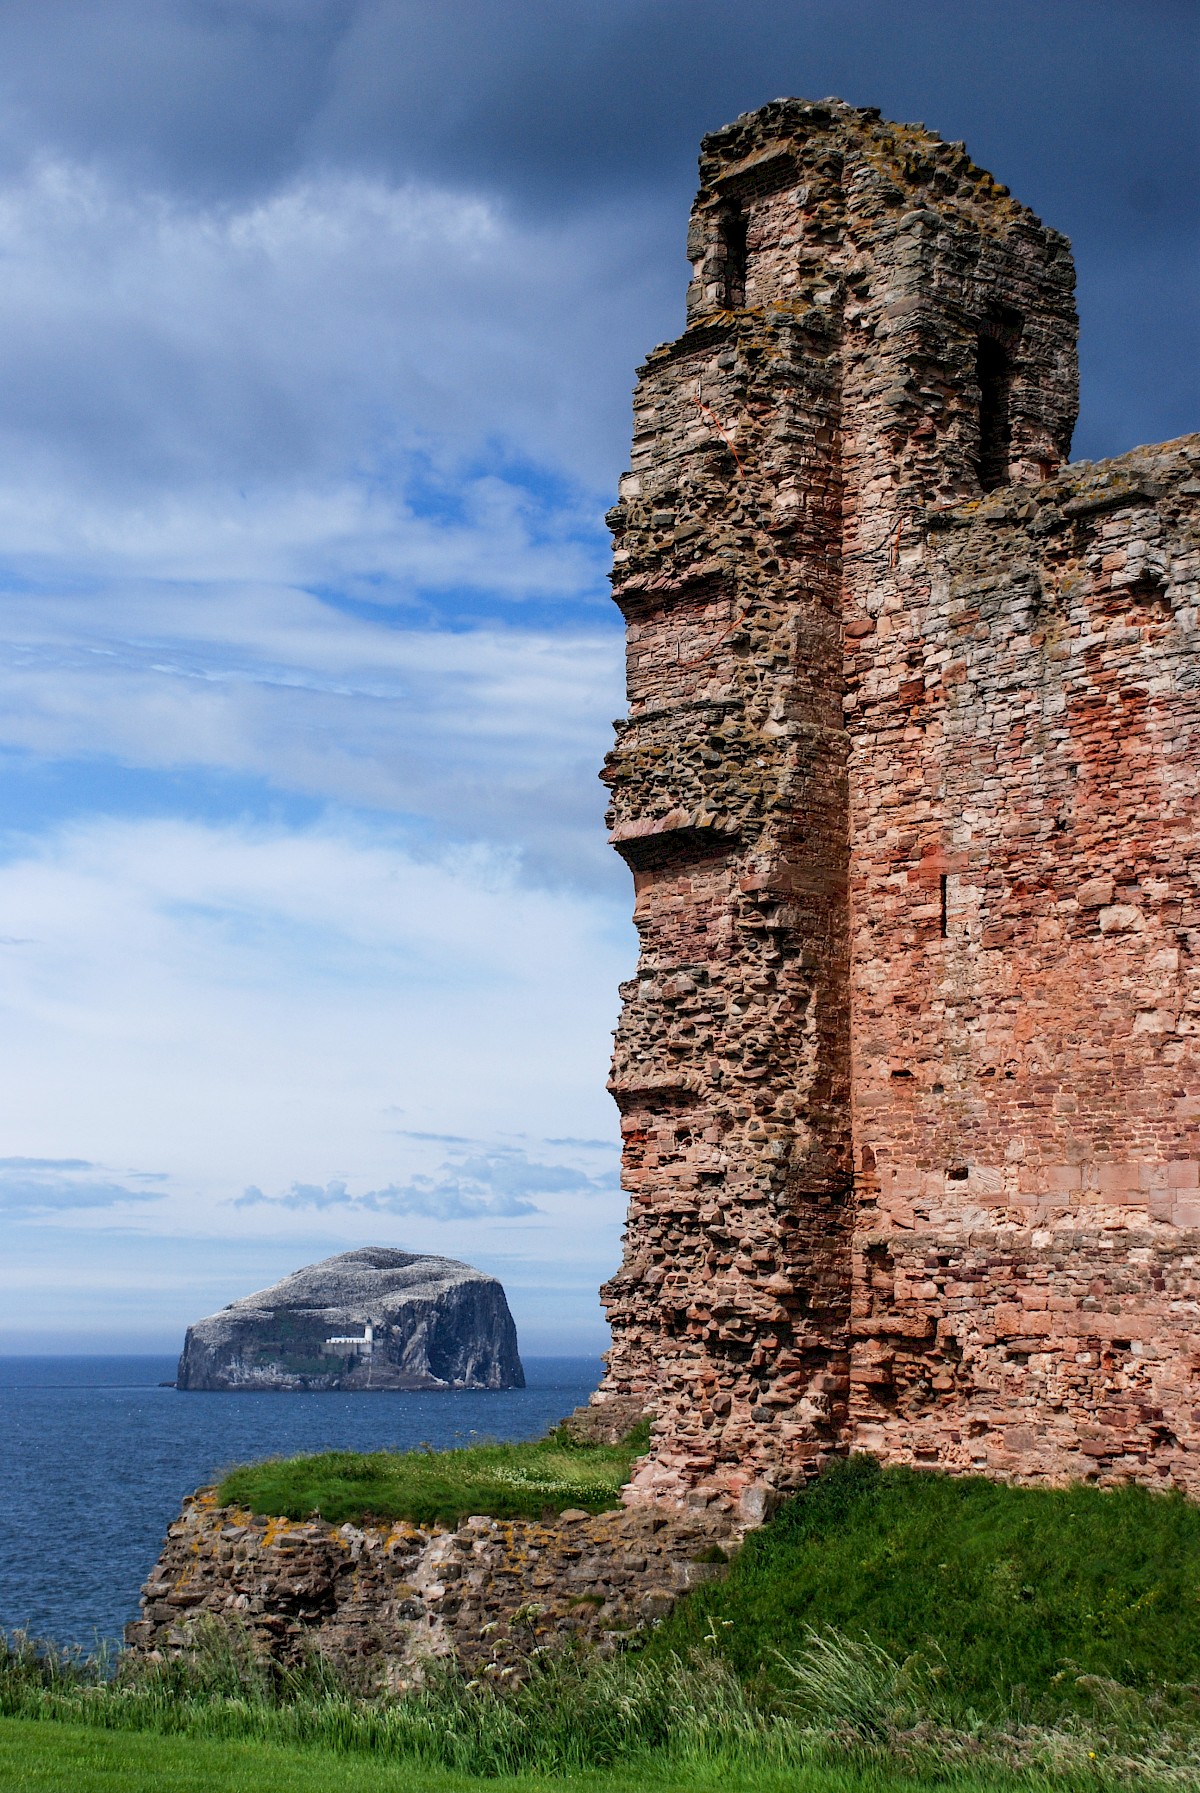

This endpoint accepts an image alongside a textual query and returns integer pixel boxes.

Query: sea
[0,1353,602,1654]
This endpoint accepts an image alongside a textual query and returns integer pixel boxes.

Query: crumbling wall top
[680,96,1078,497]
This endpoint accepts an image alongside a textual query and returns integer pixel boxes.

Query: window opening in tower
[719,206,748,309]
[976,333,1014,491]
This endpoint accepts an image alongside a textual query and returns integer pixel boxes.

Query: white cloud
[0,156,646,878]
[238,1178,540,1220]
[0,582,624,878]
[0,1156,166,1213]
[235,1141,614,1221]
[0,145,654,1343]
[0,155,664,530]
[0,812,628,1261]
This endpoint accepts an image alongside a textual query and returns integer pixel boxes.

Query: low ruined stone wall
[125,1490,732,1684]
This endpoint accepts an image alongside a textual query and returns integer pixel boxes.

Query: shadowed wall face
[600,105,854,1515]
[597,97,1200,1517]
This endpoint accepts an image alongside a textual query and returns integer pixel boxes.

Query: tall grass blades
[1,1625,777,1776]
[777,1629,948,1742]
[6,1618,1200,1784]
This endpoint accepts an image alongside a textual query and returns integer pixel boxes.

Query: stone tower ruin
[595,98,1200,1519]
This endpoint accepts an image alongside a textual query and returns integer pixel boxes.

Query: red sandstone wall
[598,129,851,1513]
[598,96,1200,1513]
[845,442,1200,1488]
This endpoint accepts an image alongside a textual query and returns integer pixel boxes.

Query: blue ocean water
[0,1354,602,1652]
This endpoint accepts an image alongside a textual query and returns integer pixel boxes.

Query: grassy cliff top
[216,1424,650,1529]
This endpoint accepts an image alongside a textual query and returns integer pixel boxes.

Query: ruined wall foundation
[126,1488,731,1678]
[594,98,1200,1517]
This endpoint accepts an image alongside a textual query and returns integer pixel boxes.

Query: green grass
[2,1616,1195,1791]
[216,1424,649,1528]
[0,1718,495,1792]
[650,1455,1200,1718]
[4,1712,1105,1793]
[8,1454,1200,1787]
[0,1715,1122,1793]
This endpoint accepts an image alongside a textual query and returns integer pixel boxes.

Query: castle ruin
[594,98,1200,1519]
[124,101,1200,1674]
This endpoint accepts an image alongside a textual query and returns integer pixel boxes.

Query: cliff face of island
[175,1248,524,1391]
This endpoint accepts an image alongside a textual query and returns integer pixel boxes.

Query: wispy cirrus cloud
[235,1143,614,1222]
[0,1156,167,1214]
[0,587,624,884]
[0,811,626,1242]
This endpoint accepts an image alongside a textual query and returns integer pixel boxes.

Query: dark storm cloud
[315,0,1200,251]
[0,1,1192,458]
[0,5,1176,191]
[0,0,348,197]
[1,2,1193,234]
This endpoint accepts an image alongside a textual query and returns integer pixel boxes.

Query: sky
[0,0,1196,1355]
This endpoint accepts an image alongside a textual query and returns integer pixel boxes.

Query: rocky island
[175,1247,524,1391]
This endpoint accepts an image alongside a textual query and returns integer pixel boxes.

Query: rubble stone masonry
[126,1488,731,1680]
[595,99,1200,1516]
